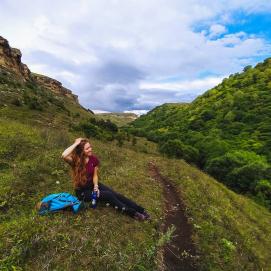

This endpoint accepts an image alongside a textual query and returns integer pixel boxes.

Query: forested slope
[125,58,271,208]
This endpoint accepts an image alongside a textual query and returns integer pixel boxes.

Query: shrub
[254,179,271,209]
[11,98,22,106]
[115,132,126,147]
[255,179,271,198]
[25,81,38,93]
[205,151,270,193]
[28,98,43,111]
[71,121,115,142]
[78,122,100,138]
[158,139,199,163]
[23,94,43,111]
[51,98,65,110]
[89,117,118,132]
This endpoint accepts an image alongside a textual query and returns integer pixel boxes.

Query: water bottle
[91,190,98,208]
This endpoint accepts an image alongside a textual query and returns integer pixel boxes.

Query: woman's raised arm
[61,138,83,162]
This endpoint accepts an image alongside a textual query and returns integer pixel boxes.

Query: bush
[158,139,199,163]
[28,98,43,111]
[205,151,270,193]
[89,117,118,132]
[78,122,100,138]
[11,98,22,106]
[25,81,38,93]
[115,132,126,147]
[195,137,231,167]
[71,121,115,142]
[255,179,271,208]
[51,98,65,110]
[255,179,271,197]
[23,94,43,111]
[229,163,269,192]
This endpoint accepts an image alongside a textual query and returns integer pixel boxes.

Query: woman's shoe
[134,211,146,221]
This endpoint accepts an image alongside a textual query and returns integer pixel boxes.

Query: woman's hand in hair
[74,137,84,145]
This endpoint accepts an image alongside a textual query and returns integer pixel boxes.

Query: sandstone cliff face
[0,36,78,103]
[31,73,78,102]
[0,36,31,80]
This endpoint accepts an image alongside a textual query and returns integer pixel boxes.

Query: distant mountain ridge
[96,112,138,127]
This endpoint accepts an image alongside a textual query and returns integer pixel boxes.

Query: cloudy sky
[1,0,271,114]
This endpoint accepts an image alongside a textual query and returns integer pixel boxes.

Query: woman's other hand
[94,185,100,197]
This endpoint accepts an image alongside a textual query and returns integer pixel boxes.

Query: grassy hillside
[0,118,164,270]
[95,112,138,127]
[1,65,271,271]
[0,67,92,127]
[155,156,271,271]
[0,67,139,144]
[124,58,271,209]
[1,117,271,270]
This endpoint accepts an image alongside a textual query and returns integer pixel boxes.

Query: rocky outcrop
[0,35,78,103]
[31,73,78,102]
[0,36,31,80]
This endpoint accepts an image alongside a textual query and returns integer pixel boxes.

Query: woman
[61,137,151,221]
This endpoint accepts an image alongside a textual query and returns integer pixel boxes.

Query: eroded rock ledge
[0,35,78,103]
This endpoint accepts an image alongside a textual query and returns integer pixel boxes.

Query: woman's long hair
[70,138,90,189]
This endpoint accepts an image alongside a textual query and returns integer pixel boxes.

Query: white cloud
[209,24,227,38]
[124,110,148,116]
[140,77,224,92]
[92,109,111,114]
[0,0,270,112]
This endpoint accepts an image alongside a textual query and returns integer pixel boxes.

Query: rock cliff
[0,36,31,80]
[32,73,78,102]
[0,36,78,103]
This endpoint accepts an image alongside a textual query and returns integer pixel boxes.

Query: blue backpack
[38,192,83,215]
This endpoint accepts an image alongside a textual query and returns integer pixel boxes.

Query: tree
[255,179,271,208]
[205,150,270,193]
[159,139,199,163]
[243,65,252,72]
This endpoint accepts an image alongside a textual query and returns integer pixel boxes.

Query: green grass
[1,116,271,270]
[1,72,271,270]
[153,156,271,271]
[0,118,165,270]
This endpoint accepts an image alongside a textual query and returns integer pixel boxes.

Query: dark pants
[75,182,145,217]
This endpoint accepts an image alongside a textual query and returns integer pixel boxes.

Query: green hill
[1,37,271,270]
[125,58,271,209]
[95,112,138,127]
[1,112,271,270]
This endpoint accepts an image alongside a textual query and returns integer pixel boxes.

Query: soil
[148,161,200,271]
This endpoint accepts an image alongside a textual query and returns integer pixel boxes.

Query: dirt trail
[148,161,199,271]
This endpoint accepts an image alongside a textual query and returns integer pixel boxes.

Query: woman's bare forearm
[93,175,98,187]
[61,142,78,158]
[93,167,99,189]
[61,138,83,158]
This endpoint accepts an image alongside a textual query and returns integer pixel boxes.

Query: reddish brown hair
[70,138,90,189]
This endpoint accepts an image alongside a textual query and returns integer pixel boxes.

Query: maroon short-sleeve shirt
[72,155,100,190]
[86,154,100,184]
